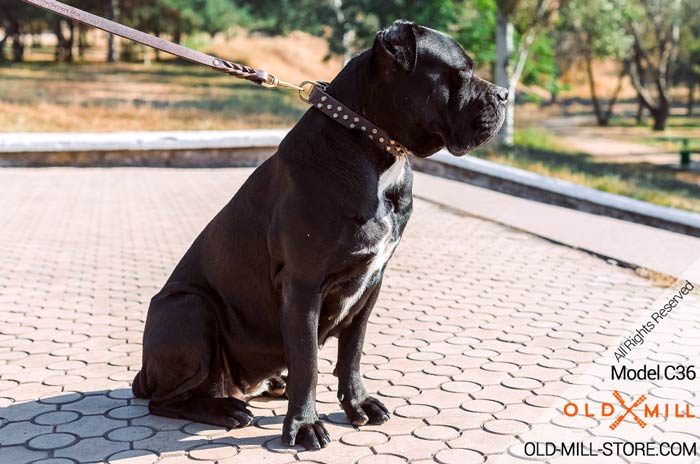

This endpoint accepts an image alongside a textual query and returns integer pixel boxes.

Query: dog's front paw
[282,414,331,450]
[341,395,390,426]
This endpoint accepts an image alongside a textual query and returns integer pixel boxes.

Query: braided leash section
[212,59,270,85]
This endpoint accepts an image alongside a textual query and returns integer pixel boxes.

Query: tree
[494,0,559,146]
[560,0,632,126]
[107,0,120,62]
[626,0,682,131]
[676,0,700,116]
[0,0,42,62]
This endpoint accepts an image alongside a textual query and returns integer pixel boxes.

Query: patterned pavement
[0,167,698,464]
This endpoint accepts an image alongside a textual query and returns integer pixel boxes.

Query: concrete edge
[428,150,699,229]
[0,129,290,153]
[1,130,698,237]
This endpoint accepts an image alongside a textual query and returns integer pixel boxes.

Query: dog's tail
[131,370,150,399]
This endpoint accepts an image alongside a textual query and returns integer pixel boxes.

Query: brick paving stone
[393,403,439,418]
[107,404,149,419]
[0,421,53,446]
[57,414,126,438]
[187,442,239,460]
[373,434,446,460]
[107,425,156,442]
[107,449,159,464]
[412,424,461,440]
[433,410,498,432]
[377,385,420,399]
[26,432,78,450]
[433,448,486,464]
[63,395,125,415]
[0,168,692,464]
[355,454,408,464]
[339,430,389,446]
[461,399,506,413]
[482,418,531,435]
[0,444,49,463]
[54,436,129,461]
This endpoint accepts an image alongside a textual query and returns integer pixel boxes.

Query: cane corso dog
[132,19,507,450]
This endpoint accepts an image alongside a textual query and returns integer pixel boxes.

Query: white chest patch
[333,156,407,327]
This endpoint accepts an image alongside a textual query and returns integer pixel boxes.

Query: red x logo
[610,390,647,430]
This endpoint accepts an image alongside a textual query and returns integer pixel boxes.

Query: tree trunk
[0,30,7,62]
[635,96,644,124]
[650,97,669,131]
[584,51,605,126]
[601,67,626,126]
[332,0,354,64]
[65,21,75,62]
[688,82,696,116]
[11,20,23,62]
[53,19,66,62]
[78,24,87,58]
[495,9,514,146]
[107,0,119,62]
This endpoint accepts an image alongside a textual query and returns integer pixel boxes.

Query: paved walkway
[543,116,686,166]
[0,168,698,463]
[413,173,700,279]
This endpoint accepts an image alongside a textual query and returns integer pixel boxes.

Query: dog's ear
[373,20,418,73]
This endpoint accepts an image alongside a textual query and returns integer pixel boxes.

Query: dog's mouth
[445,109,506,156]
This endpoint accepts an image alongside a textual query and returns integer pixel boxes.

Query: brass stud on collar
[333,113,338,118]
[337,106,342,111]
[321,96,327,102]
[343,115,349,120]
[326,104,333,110]
[361,126,366,131]
[353,117,360,123]
[371,128,378,134]
[379,137,384,143]
[350,124,355,128]
[317,103,323,108]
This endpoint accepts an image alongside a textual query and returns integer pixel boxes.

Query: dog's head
[370,20,507,157]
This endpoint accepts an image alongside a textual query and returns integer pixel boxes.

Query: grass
[474,127,700,213]
[0,61,307,132]
[579,114,700,151]
[602,115,700,129]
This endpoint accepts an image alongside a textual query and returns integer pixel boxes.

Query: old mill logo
[563,391,695,430]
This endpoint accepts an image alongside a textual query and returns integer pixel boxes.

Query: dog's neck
[325,51,401,167]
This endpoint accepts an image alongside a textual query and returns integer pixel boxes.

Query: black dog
[132,20,506,450]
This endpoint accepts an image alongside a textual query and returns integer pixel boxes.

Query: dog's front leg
[280,282,331,450]
[336,285,390,426]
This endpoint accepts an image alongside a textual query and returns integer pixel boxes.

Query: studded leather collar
[307,83,410,157]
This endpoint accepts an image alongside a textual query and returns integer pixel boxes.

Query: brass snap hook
[298,80,317,103]
[261,74,305,91]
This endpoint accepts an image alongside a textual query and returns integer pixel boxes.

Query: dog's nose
[495,87,509,102]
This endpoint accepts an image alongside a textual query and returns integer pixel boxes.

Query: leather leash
[21,0,409,157]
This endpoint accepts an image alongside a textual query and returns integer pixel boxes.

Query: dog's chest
[329,157,408,329]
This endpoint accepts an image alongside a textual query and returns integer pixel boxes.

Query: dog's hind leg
[132,292,254,428]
